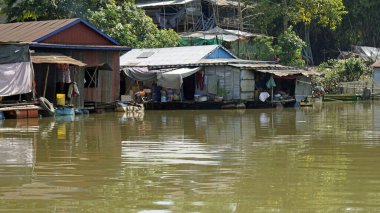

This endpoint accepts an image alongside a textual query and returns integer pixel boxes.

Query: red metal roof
[0,19,78,43]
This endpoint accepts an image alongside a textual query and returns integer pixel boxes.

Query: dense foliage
[314,57,370,92]
[248,27,305,66]
[275,27,306,66]
[250,36,275,61]
[87,1,180,48]
[1,0,107,21]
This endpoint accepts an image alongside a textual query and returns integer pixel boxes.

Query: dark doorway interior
[183,74,195,100]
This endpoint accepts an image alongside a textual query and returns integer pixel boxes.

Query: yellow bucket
[56,93,65,105]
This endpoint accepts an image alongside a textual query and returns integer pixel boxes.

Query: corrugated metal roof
[31,52,86,67]
[181,26,256,42]
[0,19,121,45]
[205,0,239,7]
[136,0,238,7]
[256,69,316,77]
[136,0,195,7]
[31,43,130,51]
[372,60,380,68]
[229,64,317,77]
[0,19,78,43]
[120,45,230,67]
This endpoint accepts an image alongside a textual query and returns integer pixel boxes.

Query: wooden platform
[0,105,41,119]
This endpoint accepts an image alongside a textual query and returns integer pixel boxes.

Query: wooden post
[43,65,50,97]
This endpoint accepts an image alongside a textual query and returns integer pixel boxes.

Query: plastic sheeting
[157,67,201,89]
[0,44,33,96]
[0,62,33,96]
[122,67,158,81]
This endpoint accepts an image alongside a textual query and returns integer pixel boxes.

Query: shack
[0,19,130,110]
[372,60,380,96]
[120,45,315,110]
[136,0,242,32]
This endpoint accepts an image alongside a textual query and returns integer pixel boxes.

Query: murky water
[1,101,380,212]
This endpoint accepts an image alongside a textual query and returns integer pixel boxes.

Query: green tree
[251,35,275,61]
[275,26,306,66]
[242,0,346,65]
[337,0,380,47]
[314,57,369,92]
[87,1,180,48]
[1,0,107,21]
[287,0,347,65]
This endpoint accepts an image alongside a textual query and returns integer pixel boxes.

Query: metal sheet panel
[136,0,195,7]
[241,80,255,92]
[241,92,254,100]
[120,45,236,67]
[241,69,254,80]
[232,69,240,99]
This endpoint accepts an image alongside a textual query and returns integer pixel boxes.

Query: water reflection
[0,102,380,212]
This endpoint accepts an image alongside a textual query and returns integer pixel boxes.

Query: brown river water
[1,101,380,212]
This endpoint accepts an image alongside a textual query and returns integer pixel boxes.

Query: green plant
[313,56,370,93]
[216,87,229,97]
[87,1,180,48]
[275,26,306,66]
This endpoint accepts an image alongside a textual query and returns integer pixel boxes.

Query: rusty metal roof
[0,19,78,43]
[0,19,121,45]
[31,52,86,67]
[229,63,317,77]
[256,69,316,77]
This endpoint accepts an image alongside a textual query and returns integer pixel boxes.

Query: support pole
[43,65,50,98]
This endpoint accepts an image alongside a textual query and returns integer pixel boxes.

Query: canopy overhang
[157,67,201,89]
[122,66,201,89]
[31,52,86,67]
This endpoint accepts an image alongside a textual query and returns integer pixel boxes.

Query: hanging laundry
[67,82,80,99]
[196,72,205,90]
[266,76,276,89]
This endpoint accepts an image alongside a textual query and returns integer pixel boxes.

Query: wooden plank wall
[33,48,120,108]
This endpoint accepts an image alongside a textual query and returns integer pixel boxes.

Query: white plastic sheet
[0,62,33,96]
[157,67,201,89]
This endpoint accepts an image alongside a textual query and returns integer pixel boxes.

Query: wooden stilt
[43,65,50,97]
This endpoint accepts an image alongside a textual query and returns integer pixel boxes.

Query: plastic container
[56,93,65,106]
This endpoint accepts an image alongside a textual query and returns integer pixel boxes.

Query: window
[84,67,98,88]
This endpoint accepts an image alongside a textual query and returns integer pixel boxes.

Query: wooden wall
[33,48,120,108]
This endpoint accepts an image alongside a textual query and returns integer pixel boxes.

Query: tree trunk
[282,0,288,31]
[303,24,314,65]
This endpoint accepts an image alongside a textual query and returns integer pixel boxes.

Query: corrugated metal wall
[204,65,241,101]
[240,69,255,100]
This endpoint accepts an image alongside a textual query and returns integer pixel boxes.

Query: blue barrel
[0,112,4,120]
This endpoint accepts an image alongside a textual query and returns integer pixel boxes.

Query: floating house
[0,19,129,110]
[120,45,315,109]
